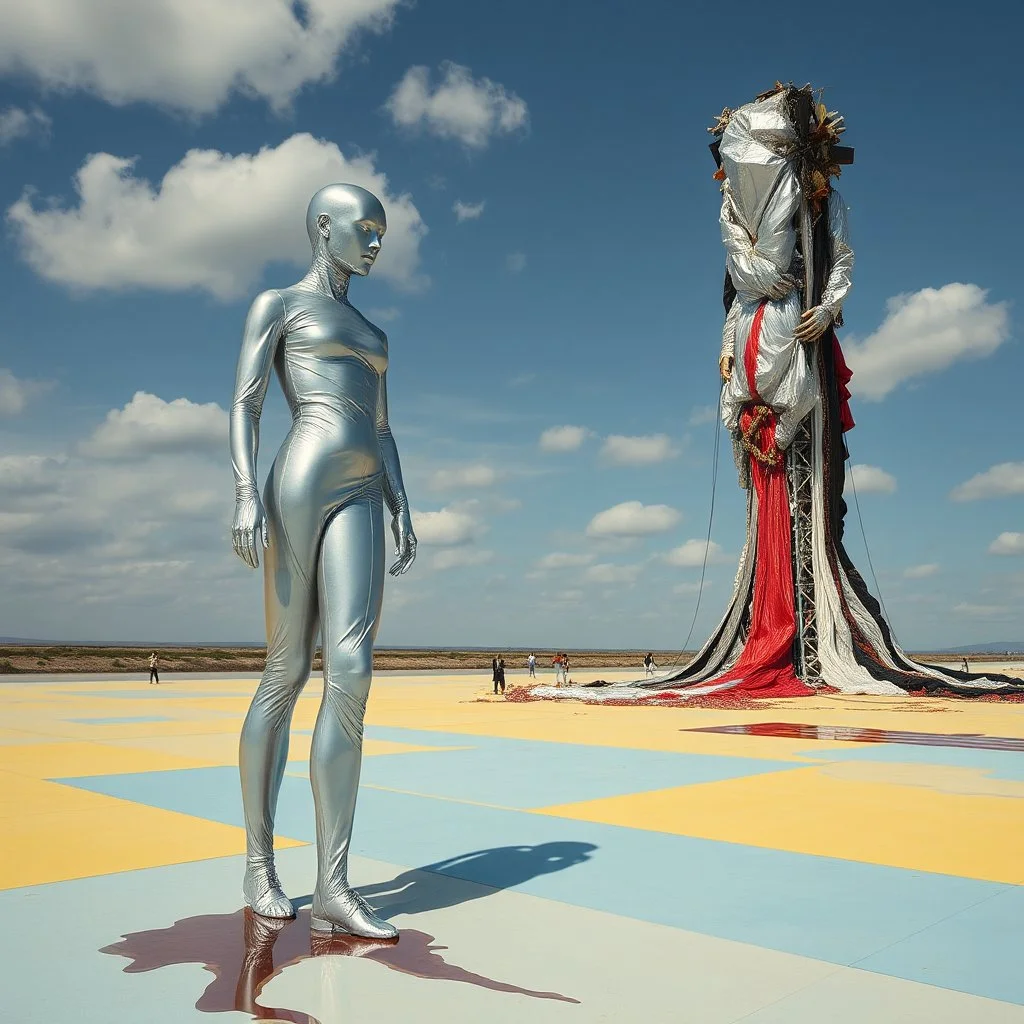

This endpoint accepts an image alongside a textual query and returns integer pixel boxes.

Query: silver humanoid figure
[229,184,417,940]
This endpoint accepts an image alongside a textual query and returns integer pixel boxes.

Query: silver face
[306,184,387,278]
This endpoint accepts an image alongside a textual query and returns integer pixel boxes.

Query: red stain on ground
[686,721,1024,751]
[101,907,578,1022]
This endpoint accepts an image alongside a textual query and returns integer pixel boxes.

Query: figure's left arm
[794,191,855,342]
[377,371,417,575]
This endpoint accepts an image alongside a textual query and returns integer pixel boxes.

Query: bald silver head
[305,184,387,278]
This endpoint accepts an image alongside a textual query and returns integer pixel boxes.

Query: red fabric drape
[713,302,814,698]
[832,334,855,434]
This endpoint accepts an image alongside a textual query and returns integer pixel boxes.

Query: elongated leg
[308,490,394,939]
[239,479,320,918]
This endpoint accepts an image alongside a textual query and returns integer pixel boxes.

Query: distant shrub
[0,659,18,673]
[112,659,126,668]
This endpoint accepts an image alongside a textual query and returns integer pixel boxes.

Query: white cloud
[844,284,1010,401]
[506,252,527,274]
[673,580,709,596]
[8,133,427,299]
[427,464,497,492]
[951,463,1024,502]
[0,106,51,145]
[665,539,728,568]
[846,464,897,495]
[953,602,1016,619]
[0,0,399,115]
[903,563,940,579]
[535,552,595,571]
[410,505,482,546]
[453,200,485,222]
[584,562,643,585]
[385,62,528,148]
[688,405,718,427]
[0,367,52,416]
[80,392,227,459]
[989,533,1024,556]
[586,501,681,538]
[601,433,678,466]
[539,425,591,453]
[431,548,493,571]
[367,306,401,323]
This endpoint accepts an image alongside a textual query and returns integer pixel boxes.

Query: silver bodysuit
[231,270,409,938]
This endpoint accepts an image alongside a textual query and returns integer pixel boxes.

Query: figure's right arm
[229,290,286,568]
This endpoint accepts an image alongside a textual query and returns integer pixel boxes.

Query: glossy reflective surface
[101,907,578,1022]
[685,722,1024,751]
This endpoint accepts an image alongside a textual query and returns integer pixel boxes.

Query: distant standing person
[553,653,565,686]
[149,652,160,685]
[563,652,570,683]
[643,653,653,677]
[496,656,506,695]
[527,653,536,678]
[961,657,970,674]
[492,655,500,694]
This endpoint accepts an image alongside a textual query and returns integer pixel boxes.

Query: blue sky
[0,0,1021,649]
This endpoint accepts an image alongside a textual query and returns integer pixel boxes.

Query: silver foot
[311,888,397,940]
[243,858,295,919]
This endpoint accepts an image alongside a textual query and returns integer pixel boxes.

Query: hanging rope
[663,387,724,671]
[845,450,899,642]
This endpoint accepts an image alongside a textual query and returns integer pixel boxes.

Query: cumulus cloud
[539,425,591,453]
[688,405,718,427]
[431,548,493,571]
[7,134,427,299]
[385,62,528,148]
[601,433,678,466]
[80,392,227,459]
[0,0,399,115]
[846,464,897,495]
[953,601,1016,619]
[453,200,485,222]
[586,501,681,538]
[367,306,401,323]
[0,396,247,639]
[0,106,51,145]
[844,284,1010,401]
[903,563,940,579]
[584,562,643,585]
[665,539,728,568]
[535,552,595,571]
[989,532,1024,556]
[427,464,497,492]
[0,367,52,416]
[506,252,527,274]
[410,505,482,546]
[950,463,1024,502]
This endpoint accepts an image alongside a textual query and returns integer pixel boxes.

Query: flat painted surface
[2,673,1023,1022]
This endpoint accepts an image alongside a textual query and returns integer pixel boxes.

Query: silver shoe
[242,858,295,920]
[310,888,398,940]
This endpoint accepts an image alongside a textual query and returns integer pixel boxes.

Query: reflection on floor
[688,721,1024,751]
[2,672,1023,1023]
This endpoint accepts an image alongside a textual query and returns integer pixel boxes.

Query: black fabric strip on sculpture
[812,213,1021,695]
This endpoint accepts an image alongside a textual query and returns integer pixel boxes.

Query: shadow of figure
[358,841,598,918]
[101,906,579,1024]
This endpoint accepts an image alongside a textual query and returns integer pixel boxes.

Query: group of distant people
[489,651,573,693]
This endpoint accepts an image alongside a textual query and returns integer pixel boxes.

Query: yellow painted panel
[0,787,304,889]
[534,764,1024,885]
[0,741,207,779]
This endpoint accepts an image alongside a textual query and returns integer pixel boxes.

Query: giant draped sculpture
[535,85,1020,703]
